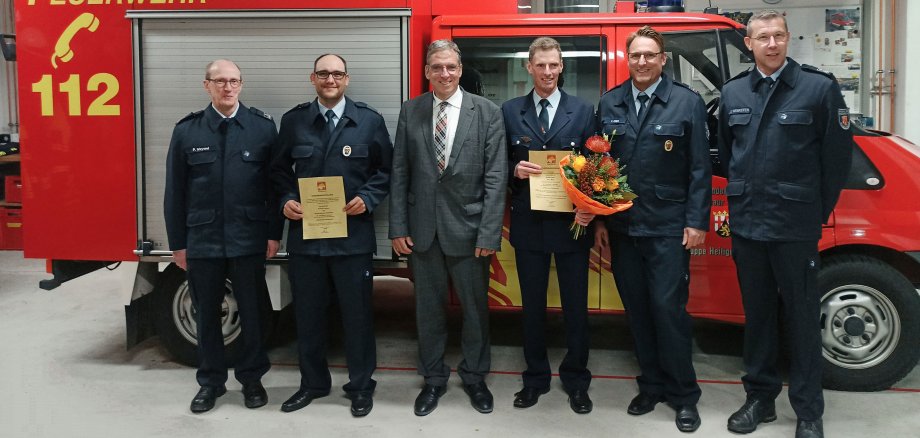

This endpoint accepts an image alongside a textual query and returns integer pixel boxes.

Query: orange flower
[606,179,620,191]
[592,177,606,192]
[585,135,611,153]
[607,165,619,178]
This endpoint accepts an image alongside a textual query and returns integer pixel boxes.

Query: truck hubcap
[821,285,899,369]
[172,281,242,346]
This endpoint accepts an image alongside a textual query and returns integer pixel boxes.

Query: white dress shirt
[432,89,463,168]
[531,87,561,129]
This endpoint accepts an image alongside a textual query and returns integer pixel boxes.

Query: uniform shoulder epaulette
[801,64,837,80]
[724,69,751,85]
[248,106,274,121]
[285,101,313,115]
[176,110,203,125]
[354,101,382,116]
[601,81,626,97]
[672,80,700,95]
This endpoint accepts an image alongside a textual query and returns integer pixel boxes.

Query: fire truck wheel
[154,265,272,368]
[819,255,920,391]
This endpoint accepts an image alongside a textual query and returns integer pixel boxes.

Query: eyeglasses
[427,64,460,74]
[315,71,348,80]
[207,79,242,88]
[751,32,789,44]
[627,51,662,63]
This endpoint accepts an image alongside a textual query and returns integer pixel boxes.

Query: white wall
[895,0,918,143]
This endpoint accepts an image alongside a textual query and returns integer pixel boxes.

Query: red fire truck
[11,0,920,391]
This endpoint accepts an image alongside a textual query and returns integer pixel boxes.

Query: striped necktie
[434,101,449,173]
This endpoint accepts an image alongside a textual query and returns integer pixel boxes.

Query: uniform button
[780,113,787,120]
[570,141,576,147]
[243,151,250,157]
[542,145,547,149]
[656,125,662,130]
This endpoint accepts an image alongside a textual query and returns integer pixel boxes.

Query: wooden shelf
[0,154,20,163]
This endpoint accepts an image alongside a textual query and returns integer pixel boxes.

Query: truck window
[453,36,605,109]
[661,29,748,176]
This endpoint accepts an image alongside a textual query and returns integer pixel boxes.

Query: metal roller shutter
[134,11,407,259]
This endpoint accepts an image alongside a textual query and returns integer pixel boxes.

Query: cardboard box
[4,175,21,204]
[0,207,22,249]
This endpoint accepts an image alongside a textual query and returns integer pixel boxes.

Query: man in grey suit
[389,39,508,416]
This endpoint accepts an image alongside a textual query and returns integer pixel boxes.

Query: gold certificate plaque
[528,150,573,212]
[299,176,348,239]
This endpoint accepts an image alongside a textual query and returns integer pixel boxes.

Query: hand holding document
[298,176,348,239]
[528,150,574,212]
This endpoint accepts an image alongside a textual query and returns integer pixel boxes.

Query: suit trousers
[515,248,591,392]
[289,254,377,395]
[609,232,701,405]
[731,235,824,421]
[186,254,271,388]
[411,237,491,386]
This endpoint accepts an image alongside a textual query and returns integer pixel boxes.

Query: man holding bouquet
[594,26,711,433]
[501,37,597,413]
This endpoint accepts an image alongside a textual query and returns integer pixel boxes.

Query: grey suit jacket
[388,90,507,257]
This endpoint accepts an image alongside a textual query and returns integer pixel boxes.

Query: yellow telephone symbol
[52,12,100,69]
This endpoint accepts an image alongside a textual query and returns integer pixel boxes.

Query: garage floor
[1,251,917,438]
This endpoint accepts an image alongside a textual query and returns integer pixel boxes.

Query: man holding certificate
[500,37,596,413]
[271,54,393,417]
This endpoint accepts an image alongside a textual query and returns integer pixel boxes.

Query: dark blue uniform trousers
[289,253,377,395]
[731,235,824,421]
[186,254,271,388]
[609,232,701,405]
[515,248,591,392]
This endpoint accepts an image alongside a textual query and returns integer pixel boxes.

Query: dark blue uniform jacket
[718,59,853,241]
[503,89,596,252]
[271,97,392,256]
[164,103,282,258]
[597,75,712,237]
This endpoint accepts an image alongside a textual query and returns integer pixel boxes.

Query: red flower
[584,135,610,153]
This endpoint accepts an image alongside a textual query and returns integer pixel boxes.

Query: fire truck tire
[819,255,920,391]
[154,264,273,368]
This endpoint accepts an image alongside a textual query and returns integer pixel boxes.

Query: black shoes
[242,381,268,409]
[727,398,777,434]
[464,382,494,414]
[350,393,374,417]
[190,385,227,413]
[280,389,330,413]
[796,419,824,438]
[627,392,664,416]
[674,404,702,433]
[513,386,550,408]
[414,384,447,416]
[568,389,593,414]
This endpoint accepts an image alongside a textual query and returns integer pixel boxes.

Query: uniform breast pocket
[241,146,268,164]
[559,137,581,150]
[292,144,315,162]
[728,113,752,137]
[186,151,218,179]
[343,144,369,159]
[652,123,686,160]
[509,134,532,162]
[601,118,627,139]
[776,110,816,145]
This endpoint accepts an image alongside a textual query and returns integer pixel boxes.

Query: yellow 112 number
[31,73,120,116]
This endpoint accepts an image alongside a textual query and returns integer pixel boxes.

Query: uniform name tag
[191,146,211,152]
[729,108,751,115]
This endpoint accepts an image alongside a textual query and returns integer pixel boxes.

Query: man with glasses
[271,53,392,417]
[389,39,507,416]
[718,11,852,438]
[501,37,596,413]
[165,59,281,413]
[595,25,710,433]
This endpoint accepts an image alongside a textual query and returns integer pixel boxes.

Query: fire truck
[11,0,920,392]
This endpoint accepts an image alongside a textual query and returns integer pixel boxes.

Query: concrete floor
[0,250,917,438]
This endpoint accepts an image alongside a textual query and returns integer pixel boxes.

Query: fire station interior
[1,0,919,437]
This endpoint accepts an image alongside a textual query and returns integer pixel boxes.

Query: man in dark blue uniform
[164,59,281,413]
[718,11,852,438]
[595,26,710,433]
[271,54,392,417]
[501,37,596,413]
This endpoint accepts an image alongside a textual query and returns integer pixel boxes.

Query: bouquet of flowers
[559,134,636,238]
